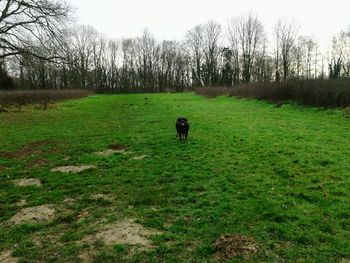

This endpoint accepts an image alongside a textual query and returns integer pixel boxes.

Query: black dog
[176,117,190,140]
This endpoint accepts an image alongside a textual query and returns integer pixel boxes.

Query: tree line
[1,1,350,91]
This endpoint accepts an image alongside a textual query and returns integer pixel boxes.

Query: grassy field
[1,93,350,262]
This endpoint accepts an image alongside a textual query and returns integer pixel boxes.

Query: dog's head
[177,117,188,127]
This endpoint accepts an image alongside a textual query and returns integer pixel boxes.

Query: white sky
[69,0,350,52]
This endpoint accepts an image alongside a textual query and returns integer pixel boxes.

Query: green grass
[1,93,350,262]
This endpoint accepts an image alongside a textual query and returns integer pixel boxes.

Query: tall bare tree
[202,21,221,86]
[274,17,299,81]
[185,24,204,86]
[228,13,265,83]
[0,0,70,60]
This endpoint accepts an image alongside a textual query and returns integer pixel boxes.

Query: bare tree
[202,21,221,86]
[0,0,71,60]
[185,24,204,86]
[274,17,299,81]
[228,13,265,83]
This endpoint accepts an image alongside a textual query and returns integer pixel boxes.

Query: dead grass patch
[77,210,90,221]
[214,234,259,261]
[78,247,97,263]
[62,198,75,206]
[0,250,18,263]
[51,165,96,173]
[94,149,118,157]
[91,194,113,201]
[81,219,161,249]
[9,205,55,225]
[26,158,50,168]
[14,199,27,207]
[13,178,42,187]
[0,140,61,160]
[33,103,56,110]
[132,155,148,160]
[32,232,64,247]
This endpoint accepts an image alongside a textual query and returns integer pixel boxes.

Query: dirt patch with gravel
[0,250,18,263]
[214,234,259,260]
[0,140,61,160]
[81,219,161,249]
[9,205,55,225]
[51,165,96,173]
[13,178,42,187]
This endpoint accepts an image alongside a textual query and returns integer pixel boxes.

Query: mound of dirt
[214,234,259,260]
[13,178,42,187]
[108,143,126,151]
[82,219,161,249]
[51,165,96,173]
[0,250,18,263]
[9,205,55,225]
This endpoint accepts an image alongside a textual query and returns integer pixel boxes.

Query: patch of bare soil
[214,234,259,261]
[26,158,50,168]
[78,247,97,263]
[32,232,63,247]
[63,198,75,205]
[0,250,18,263]
[14,199,27,207]
[0,140,61,160]
[132,155,148,160]
[108,143,126,151]
[9,205,55,225]
[13,178,42,187]
[77,210,90,221]
[94,149,119,157]
[51,165,96,173]
[82,219,161,249]
[0,165,7,172]
[91,194,113,201]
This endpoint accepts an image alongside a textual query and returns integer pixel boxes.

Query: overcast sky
[69,0,350,52]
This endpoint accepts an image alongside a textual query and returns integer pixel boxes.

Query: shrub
[229,80,350,108]
[195,87,231,98]
[0,89,92,106]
